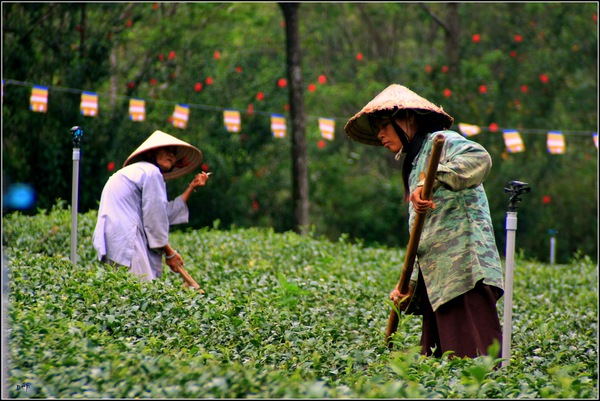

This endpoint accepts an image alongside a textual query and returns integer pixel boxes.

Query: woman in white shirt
[93,130,210,281]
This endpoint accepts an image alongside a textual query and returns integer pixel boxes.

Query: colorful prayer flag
[80,91,98,116]
[547,131,565,154]
[503,129,525,153]
[271,114,287,138]
[129,99,146,122]
[319,117,335,141]
[224,109,241,132]
[458,122,481,137]
[172,104,189,129]
[594,132,598,149]
[30,85,49,113]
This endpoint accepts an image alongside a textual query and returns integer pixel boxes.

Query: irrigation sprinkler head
[71,126,83,148]
[504,180,531,211]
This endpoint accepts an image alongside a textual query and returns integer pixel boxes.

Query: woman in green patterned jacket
[345,84,504,359]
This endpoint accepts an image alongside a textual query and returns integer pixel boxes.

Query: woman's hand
[165,252,184,273]
[389,284,414,312]
[189,171,211,191]
[410,186,436,214]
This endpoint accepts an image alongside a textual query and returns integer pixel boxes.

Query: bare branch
[419,2,450,34]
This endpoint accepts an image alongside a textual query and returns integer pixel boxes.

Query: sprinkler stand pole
[501,180,531,368]
[70,126,83,266]
[502,211,517,368]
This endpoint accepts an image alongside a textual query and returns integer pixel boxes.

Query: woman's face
[154,146,178,172]
[374,114,415,153]
[375,118,403,153]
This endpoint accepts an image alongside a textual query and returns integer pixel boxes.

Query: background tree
[280,2,309,235]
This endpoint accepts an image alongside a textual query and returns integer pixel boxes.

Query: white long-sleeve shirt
[92,161,188,281]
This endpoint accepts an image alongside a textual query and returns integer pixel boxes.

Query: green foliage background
[3,205,598,398]
[2,2,598,263]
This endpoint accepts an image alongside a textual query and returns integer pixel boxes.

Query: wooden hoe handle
[385,134,446,349]
[177,264,204,293]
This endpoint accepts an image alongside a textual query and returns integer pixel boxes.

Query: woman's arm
[434,137,492,192]
[181,172,211,203]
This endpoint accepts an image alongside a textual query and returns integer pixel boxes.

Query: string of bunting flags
[5,79,598,152]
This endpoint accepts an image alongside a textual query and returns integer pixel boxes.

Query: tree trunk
[279,2,309,235]
[445,3,460,73]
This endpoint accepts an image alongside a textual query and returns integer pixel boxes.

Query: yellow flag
[30,86,49,113]
[80,92,98,117]
[503,130,525,153]
[224,110,241,132]
[129,99,146,122]
[172,104,189,129]
[271,114,286,138]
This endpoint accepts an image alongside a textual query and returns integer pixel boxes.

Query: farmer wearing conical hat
[93,130,210,281]
[345,84,504,359]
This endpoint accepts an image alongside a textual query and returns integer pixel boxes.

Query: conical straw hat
[123,130,203,180]
[344,84,454,146]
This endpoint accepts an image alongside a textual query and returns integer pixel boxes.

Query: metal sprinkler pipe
[501,180,531,368]
[70,126,83,266]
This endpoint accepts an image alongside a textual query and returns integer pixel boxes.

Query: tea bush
[3,204,597,398]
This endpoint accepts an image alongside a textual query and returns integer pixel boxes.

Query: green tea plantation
[2,203,598,398]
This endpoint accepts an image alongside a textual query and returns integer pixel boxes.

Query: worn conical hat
[344,84,454,146]
[123,130,203,180]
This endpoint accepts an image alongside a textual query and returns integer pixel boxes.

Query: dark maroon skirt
[417,270,503,358]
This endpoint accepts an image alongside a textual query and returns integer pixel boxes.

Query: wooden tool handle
[177,264,204,293]
[385,134,446,348]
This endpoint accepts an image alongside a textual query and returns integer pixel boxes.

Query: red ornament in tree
[318,75,327,84]
[150,78,157,85]
[152,3,159,10]
[201,163,210,172]
[214,50,220,60]
[514,34,523,43]
[194,82,203,92]
[308,83,316,92]
[318,140,326,149]
[247,104,254,115]
[127,82,135,89]
[489,122,499,132]
[284,104,290,111]
[205,76,214,85]
[542,195,551,204]
[277,78,287,88]
[443,88,452,97]
[256,92,264,101]
[235,66,243,73]
[472,33,481,43]
[425,65,432,73]
[158,53,164,61]
[510,50,517,58]
[126,19,132,28]
[168,51,176,60]
[441,65,449,73]
[539,74,549,84]
[520,84,529,93]
[479,84,487,94]
[356,53,363,61]
[107,161,115,172]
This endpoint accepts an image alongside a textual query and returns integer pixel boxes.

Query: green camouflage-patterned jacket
[407,130,504,313]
